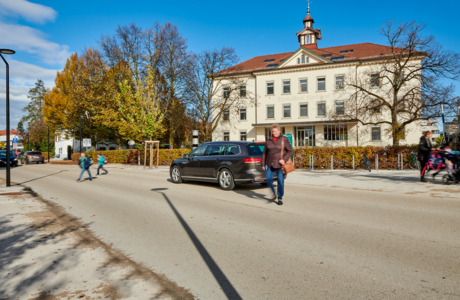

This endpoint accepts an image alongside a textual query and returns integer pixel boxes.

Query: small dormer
[296,3,321,49]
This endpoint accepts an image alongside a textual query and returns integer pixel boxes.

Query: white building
[421,119,440,142]
[212,8,422,147]
[55,131,122,159]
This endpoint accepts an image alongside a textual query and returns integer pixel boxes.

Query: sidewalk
[0,181,194,299]
[287,169,460,198]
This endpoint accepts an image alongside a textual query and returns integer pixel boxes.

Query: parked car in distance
[170,141,273,190]
[20,151,45,164]
[0,150,19,167]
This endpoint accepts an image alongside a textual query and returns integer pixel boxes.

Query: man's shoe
[277,200,283,206]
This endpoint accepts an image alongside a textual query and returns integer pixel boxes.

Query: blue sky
[1,0,459,129]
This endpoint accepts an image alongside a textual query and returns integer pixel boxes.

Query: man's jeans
[265,166,285,200]
[78,168,92,181]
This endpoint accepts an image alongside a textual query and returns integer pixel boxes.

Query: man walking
[77,152,92,182]
[96,153,109,176]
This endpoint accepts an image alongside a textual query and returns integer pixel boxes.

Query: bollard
[375,154,379,171]
[401,154,404,170]
[353,155,355,170]
[398,153,400,170]
[331,155,333,171]
[138,151,140,166]
[312,155,314,170]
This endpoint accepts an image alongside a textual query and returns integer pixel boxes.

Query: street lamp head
[0,49,15,55]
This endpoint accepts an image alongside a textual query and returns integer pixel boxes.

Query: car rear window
[247,144,265,156]
[28,151,42,155]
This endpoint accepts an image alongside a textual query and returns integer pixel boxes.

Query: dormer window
[340,49,353,53]
[267,64,278,68]
[264,59,275,62]
[331,56,344,61]
[322,54,331,58]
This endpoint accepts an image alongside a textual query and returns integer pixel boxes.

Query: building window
[335,75,344,90]
[370,99,381,114]
[267,81,274,95]
[317,102,326,116]
[371,127,381,141]
[306,35,311,44]
[300,103,308,117]
[239,108,246,121]
[317,77,326,91]
[299,78,308,92]
[223,109,229,121]
[335,101,344,115]
[223,131,230,141]
[267,105,274,119]
[297,58,300,64]
[240,131,247,141]
[370,74,380,87]
[283,80,290,94]
[223,87,230,98]
[283,104,291,118]
[240,85,246,97]
[324,124,348,141]
[264,59,275,62]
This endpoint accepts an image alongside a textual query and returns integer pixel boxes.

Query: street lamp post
[0,49,16,187]
[48,125,50,163]
[80,114,82,154]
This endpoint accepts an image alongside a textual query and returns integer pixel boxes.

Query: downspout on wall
[250,72,257,134]
[355,60,363,146]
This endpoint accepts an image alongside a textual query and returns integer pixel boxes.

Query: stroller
[442,151,460,185]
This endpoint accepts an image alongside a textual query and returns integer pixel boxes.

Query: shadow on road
[331,172,447,185]
[152,188,243,300]
[17,170,69,185]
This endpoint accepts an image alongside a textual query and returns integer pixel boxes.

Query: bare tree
[155,22,193,147]
[334,21,460,145]
[188,47,252,142]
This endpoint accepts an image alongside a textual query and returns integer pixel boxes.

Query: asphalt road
[3,164,460,299]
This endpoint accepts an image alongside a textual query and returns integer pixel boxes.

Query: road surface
[3,164,460,299]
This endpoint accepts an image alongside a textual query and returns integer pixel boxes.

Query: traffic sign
[12,138,18,149]
[82,139,91,147]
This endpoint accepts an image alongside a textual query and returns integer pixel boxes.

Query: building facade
[212,9,422,147]
[421,120,440,142]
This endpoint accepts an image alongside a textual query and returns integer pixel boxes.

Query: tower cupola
[296,1,322,49]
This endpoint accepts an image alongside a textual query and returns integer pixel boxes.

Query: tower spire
[307,0,311,14]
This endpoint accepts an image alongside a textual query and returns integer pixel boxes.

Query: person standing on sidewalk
[262,124,292,205]
[96,153,109,176]
[77,152,92,182]
[418,131,434,182]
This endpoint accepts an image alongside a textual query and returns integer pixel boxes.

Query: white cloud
[0,60,59,128]
[0,0,57,24]
[0,21,70,65]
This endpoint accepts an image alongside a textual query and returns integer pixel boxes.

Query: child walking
[96,153,109,176]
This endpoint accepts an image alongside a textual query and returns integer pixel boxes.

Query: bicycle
[408,152,421,171]
[359,153,372,172]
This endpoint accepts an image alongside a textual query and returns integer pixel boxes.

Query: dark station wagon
[170,141,274,190]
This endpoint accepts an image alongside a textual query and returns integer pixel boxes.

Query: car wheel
[171,165,183,183]
[260,181,268,186]
[25,160,29,165]
[218,168,235,190]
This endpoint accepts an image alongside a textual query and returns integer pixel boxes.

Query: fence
[293,145,419,170]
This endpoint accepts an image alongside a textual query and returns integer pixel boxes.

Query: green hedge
[72,149,190,165]
[70,145,421,170]
[293,145,419,170]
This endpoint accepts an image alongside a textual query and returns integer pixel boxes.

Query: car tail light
[40,155,44,157]
[244,158,262,164]
[27,155,32,158]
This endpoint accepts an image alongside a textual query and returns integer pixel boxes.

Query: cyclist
[418,131,435,182]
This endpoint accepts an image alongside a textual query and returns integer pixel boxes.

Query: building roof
[0,130,21,136]
[303,13,314,22]
[220,43,414,76]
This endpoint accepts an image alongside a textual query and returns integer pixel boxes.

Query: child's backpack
[103,156,108,164]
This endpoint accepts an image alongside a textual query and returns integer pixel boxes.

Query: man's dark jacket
[262,136,293,169]
[418,135,432,161]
